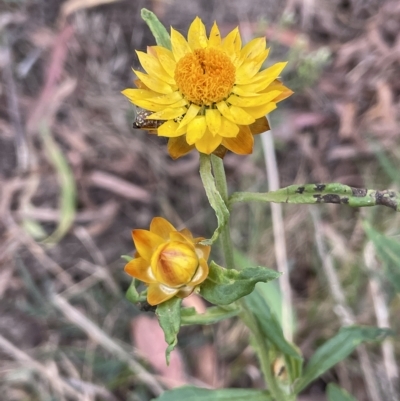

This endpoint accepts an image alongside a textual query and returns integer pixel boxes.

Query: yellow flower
[125,217,210,305]
[122,17,292,159]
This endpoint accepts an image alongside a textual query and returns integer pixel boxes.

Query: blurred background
[0,0,399,400]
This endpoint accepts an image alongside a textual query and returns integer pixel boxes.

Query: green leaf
[294,326,392,393]
[364,221,400,293]
[245,284,303,364]
[327,383,358,401]
[156,297,182,364]
[199,154,230,245]
[40,123,76,244]
[152,386,273,401]
[141,8,171,50]
[200,262,281,305]
[181,305,240,326]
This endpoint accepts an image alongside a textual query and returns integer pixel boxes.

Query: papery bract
[123,17,292,159]
[125,217,210,305]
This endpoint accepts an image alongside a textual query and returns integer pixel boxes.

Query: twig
[52,294,164,395]
[364,242,399,401]
[310,208,382,401]
[261,130,293,342]
[0,334,83,400]
[2,37,30,172]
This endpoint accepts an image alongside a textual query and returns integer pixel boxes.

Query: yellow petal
[205,108,221,136]
[150,217,176,240]
[171,27,192,61]
[167,136,195,159]
[178,103,201,129]
[227,90,281,108]
[235,49,270,84]
[216,101,234,121]
[219,117,240,138]
[222,27,241,60]
[158,120,186,137]
[133,70,174,94]
[208,22,221,47]
[169,231,195,248]
[179,228,194,241]
[176,286,195,298]
[147,283,178,305]
[231,86,261,97]
[242,102,277,119]
[228,105,255,125]
[215,101,253,125]
[222,125,254,154]
[122,88,156,100]
[136,51,175,85]
[190,258,209,285]
[239,37,266,63]
[132,229,164,262]
[249,116,270,135]
[145,91,184,105]
[147,107,186,120]
[153,46,177,77]
[122,91,167,112]
[186,116,207,144]
[188,16,208,50]
[247,62,288,85]
[194,129,223,154]
[194,243,211,261]
[125,258,157,283]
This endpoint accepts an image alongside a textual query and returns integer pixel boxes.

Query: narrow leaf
[199,154,230,245]
[141,9,171,50]
[327,383,358,401]
[295,326,392,393]
[181,305,240,326]
[246,285,302,363]
[156,297,182,364]
[152,386,273,401]
[40,123,76,244]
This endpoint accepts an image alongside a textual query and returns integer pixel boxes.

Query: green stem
[239,301,290,401]
[228,183,400,212]
[203,155,289,400]
[211,156,235,270]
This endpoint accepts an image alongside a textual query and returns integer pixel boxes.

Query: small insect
[133,108,164,130]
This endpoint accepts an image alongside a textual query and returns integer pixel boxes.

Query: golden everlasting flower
[125,217,210,305]
[122,17,292,159]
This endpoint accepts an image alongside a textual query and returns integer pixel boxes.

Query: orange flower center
[174,48,236,106]
[153,241,199,287]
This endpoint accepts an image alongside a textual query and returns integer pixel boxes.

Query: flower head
[125,217,210,305]
[123,17,292,159]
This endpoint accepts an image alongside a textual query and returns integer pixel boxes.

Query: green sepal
[156,297,182,365]
[121,254,133,262]
[151,386,273,401]
[141,9,171,50]
[327,383,357,401]
[125,278,146,304]
[181,305,240,326]
[200,262,281,305]
[294,326,393,393]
